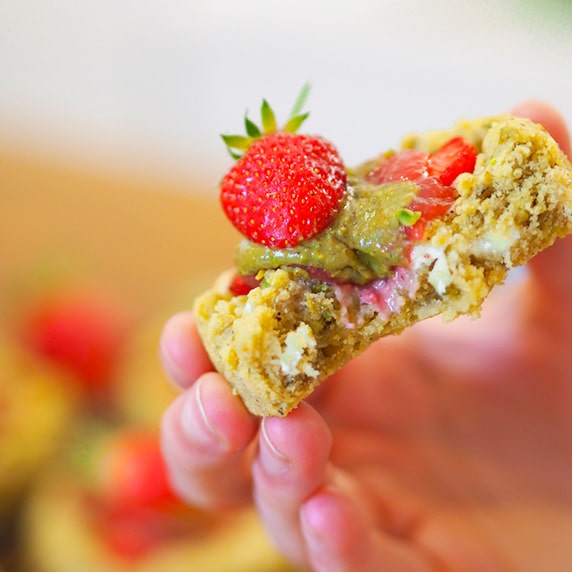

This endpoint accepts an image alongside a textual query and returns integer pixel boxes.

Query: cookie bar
[194,116,572,416]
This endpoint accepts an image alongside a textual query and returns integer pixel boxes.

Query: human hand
[161,101,572,572]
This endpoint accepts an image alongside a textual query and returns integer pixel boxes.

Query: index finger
[160,311,213,390]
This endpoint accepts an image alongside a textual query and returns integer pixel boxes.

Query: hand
[160,101,572,572]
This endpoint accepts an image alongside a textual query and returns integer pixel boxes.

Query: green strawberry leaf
[221,134,252,158]
[261,99,277,134]
[244,114,261,138]
[221,134,251,150]
[227,148,244,160]
[289,82,311,119]
[283,112,310,134]
[221,84,313,160]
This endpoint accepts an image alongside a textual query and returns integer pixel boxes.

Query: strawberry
[368,150,429,183]
[367,137,476,188]
[95,429,177,513]
[368,136,477,240]
[427,136,477,186]
[17,285,131,399]
[97,507,161,561]
[219,86,347,248]
[228,274,260,296]
[77,427,189,561]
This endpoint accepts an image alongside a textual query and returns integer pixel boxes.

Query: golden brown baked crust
[194,116,572,416]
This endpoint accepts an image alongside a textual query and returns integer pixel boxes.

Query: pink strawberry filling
[230,264,418,325]
[345,266,418,323]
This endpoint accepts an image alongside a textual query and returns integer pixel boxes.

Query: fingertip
[511,99,571,157]
[160,311,212,389]
[301,487,374,571]
[194,372,259,451]
[260,403,333,475]
[161,372,257,465]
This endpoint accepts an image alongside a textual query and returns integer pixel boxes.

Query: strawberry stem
[221,85,312,159]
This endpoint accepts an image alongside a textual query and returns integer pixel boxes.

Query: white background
[1,0,571,193]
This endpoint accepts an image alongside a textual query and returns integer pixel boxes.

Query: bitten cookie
[194,102,572,417]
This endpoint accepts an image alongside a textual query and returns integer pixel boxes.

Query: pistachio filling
[235,177,419,285]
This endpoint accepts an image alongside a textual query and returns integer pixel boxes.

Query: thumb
[527,235,572,304]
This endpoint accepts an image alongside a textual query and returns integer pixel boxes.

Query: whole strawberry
[220,86,347,248]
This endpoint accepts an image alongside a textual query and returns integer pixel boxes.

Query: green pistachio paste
[235,177,419,285]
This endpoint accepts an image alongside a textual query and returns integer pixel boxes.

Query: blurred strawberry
[96,507,167,561]
[94,428,177,512]
[81,427,185,561]
[17,285,131,399]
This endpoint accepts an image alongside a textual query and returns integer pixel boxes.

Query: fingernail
[260,419,291,476]
[181,376,224,448]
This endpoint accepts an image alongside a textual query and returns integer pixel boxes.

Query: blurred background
[2,0,571,184]
[1,0,571,570]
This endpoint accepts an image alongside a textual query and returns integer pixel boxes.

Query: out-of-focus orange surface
[0,142,239,316]
[0,143,298,572]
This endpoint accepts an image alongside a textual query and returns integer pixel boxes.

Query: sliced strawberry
[229,274,260,296]
[404,197,453,241]
[427,136,477,186]
[366,137,476,242]
[366,150,428,184]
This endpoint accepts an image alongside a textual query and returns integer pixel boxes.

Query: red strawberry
[427,136,477,186]
[367,149,429,183]
[90,429,178,513]
[367,136,477,240]
[94,506,159,561]
[228,274,260,296]
[17,285,130,398]
[78,427,186,561]
[219,87,347,248]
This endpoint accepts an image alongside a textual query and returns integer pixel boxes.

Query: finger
[526,235,572,305]
[511,99,571,157]
[160,311,212,390]
[301,487,433,572]
[161,372,258,510]
[251,403,332,566]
